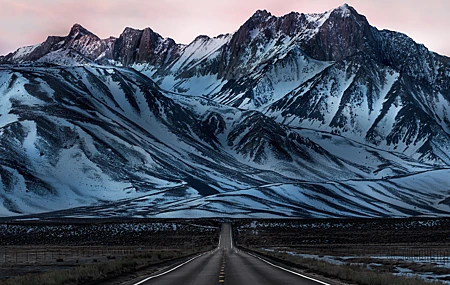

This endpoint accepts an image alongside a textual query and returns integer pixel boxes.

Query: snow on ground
[29,168,450,219]
[21,121,41,162]
[247,50,331,109]
[0,65,449,218]
[170,35,230,71]
[264,249,450,284]
[160,74,227,96]
[11,44,41,62]
[297,129,433,178]
[304,10,332,33]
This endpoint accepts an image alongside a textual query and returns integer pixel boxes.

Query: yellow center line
[220,253,226,284]
[220,259,225,283]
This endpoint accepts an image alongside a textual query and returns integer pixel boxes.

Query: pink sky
[1,0,449,56]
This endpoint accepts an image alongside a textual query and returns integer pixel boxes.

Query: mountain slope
[0,64,442,217]
[1,4,450,218]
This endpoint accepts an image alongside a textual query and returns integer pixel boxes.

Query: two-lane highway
[132,223,329,285]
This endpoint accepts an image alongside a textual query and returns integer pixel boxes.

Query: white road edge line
[246,252,331,285]
[230,226,233,249]
[131,251,210,285]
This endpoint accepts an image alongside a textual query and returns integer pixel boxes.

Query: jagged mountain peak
[69,23,94,37]
[65,24,101,53]
[233,5,367,45]
[333,3,353,16]
[122,26,144,35]
[245,4,359,29]
[113,25,180,67]
[327,3,368,23]
[280,11,301,19]
[122,26,152,33]
[240,9,276,31]
[251,9,273,19]
[299,4,377,62]
[193,34,211,42]
[118,26,166,47]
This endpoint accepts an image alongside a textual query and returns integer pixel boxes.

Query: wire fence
[288,244,450,264]
[0,246,169,265]
[372,247,450,264]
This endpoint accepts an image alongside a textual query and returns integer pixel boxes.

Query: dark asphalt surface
[134,223,329,285]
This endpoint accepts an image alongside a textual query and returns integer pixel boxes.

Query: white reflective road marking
[230,226,233,249]
[131,251,211,285]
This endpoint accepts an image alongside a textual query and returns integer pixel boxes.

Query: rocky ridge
[1,4,450,217]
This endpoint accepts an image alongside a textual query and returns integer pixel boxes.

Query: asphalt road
[133,223,329,285]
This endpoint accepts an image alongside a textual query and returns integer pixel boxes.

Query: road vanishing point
[131,223,329,285]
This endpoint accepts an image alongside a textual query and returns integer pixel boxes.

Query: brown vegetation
[0,219,220,284]
[0,249,206,285]
[233,218,450,246]
[245,248,446,285]
[234,218,450,284]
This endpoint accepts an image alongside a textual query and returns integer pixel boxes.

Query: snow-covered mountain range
[1,4,450,218]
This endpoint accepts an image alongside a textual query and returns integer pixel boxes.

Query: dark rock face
[138,28,180,66]
[219,9,308,80]
[138,28,161,62]
[24,36,66,61]
[276,12,307,35]
[113,27,143,65]
[67,23,99,42]
[380,30,437,83]
[302,5,382,62]
[228,112,313,163]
